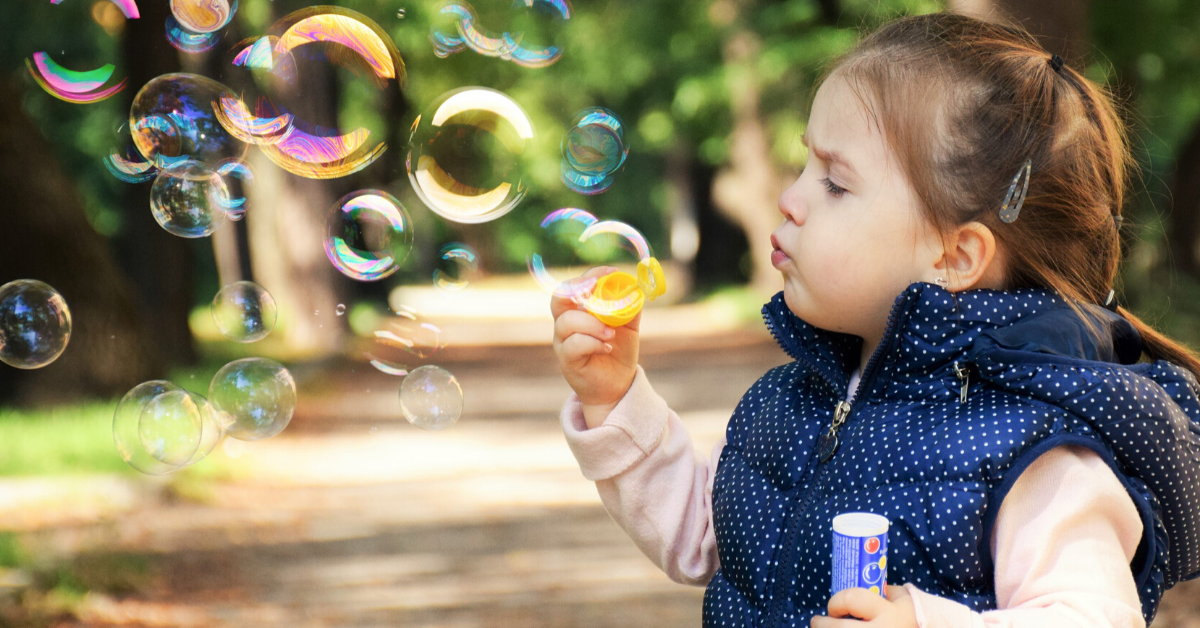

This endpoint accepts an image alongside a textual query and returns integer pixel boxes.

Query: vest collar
[762,281,1143,396]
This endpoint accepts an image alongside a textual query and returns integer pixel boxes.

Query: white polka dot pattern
[702,282,1200,628]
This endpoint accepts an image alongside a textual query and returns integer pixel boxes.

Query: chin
[781,281,805,319]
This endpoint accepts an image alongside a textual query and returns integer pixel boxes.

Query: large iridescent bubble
[324,190,414,281]
[130,73,247,167]
[209,357,297,441]
[0,280,72,370]
[561,107,628,195]
[149,159,230,238]
[400,365,463,431]
[214,7,404,180]
[407,87,533,224]
[25,0,138,104]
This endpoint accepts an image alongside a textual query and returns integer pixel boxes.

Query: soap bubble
[526,208,598,296]
[131,73,248,167]
[430,0,571,68]
[138,390,203,466]
[377,306,443,358]
[106,124,158,184]
[0,280,72,370]
[220,7,404,180]
[215,159,253,220]
[150,160,230,238]
[209,358,297,441]
[0,279,71,370]
[170,0,237,33]
[165,16,221,54]
[26,51,127,104]
[335,304,346,316]
[433,243,480,292]
[211,281,277,342]
[407,87,533,224]
[400,365,463,431]
[114,381,184,475]
[561,107,628,195]
[324,190,414,281]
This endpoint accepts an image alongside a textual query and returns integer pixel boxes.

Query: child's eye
[820,177,847,198]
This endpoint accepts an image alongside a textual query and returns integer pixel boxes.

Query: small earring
[935,276,948,288]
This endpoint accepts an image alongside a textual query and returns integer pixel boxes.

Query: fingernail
[603,327,615,338]
[604,343,613,353]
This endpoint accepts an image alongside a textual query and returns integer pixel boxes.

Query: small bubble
[396,8,405,18]
[336,303,346,316]
[314,309,320,316]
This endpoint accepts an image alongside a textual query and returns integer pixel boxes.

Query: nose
[778,176,805,224]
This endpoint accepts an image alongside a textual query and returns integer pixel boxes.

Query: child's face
[772,72,944,348]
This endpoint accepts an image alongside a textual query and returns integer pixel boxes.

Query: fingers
[826,587,888,620]
[557,331,611,364]
[885,584,909,602]
[555,309,615,345]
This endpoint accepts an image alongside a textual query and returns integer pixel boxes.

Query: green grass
[0,402,129,477]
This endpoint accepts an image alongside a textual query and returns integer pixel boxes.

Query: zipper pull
[817,400,852,462]
[953,361,970,405]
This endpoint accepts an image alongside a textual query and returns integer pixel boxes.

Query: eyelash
[820,177,847,198]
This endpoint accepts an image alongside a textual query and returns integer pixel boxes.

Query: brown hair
[823,12,1200,380]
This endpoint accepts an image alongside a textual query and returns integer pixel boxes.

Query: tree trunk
[711,28,793,299]
[1167,121,1200,279]
[114,0,197,367]
[0,77,163,405]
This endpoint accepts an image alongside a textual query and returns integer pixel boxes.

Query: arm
[561,365,723,586]
[904,444,1146,628]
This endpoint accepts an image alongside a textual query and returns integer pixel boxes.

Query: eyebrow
[801,131,860,181]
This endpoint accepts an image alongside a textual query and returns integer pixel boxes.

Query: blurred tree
[0,75,162,404]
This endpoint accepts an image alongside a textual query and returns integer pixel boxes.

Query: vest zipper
[953,360,970,405]
[762,303,908,627]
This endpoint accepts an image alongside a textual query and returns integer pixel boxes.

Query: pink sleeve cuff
[560,366,669,481]
[905,584,980,628]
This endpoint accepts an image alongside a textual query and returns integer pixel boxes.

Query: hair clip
[998,159,1032,223]
[1113,214,1124,230]
[1103,288,1119,312]
[1048,54,1065,74]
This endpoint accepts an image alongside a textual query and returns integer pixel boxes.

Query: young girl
[551,12,1200,628]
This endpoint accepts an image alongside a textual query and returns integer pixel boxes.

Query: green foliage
[0,403,129,476]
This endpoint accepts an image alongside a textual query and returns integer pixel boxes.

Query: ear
[936,222,1003,291]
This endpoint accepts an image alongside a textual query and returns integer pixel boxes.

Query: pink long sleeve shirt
[561,366,1147,628]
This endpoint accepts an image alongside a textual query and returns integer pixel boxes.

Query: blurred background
[0,0,1198,625]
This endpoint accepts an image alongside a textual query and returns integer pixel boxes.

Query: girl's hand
[551,266,641,414]
[811,585,917,628]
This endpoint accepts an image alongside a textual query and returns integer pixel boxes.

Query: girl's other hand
[811,585,917,628]
[551,266,641,416]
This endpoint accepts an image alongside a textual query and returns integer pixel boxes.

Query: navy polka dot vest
[704,282,1200,627]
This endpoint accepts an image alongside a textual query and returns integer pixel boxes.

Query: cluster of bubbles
[360,306,463,431]
[561,107,628,195]
[23,0,647,439]
[430,0,571,68]
[0,280,72,370]
[114,357,296,475]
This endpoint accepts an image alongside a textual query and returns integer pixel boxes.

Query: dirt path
[3,336,1198,626]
